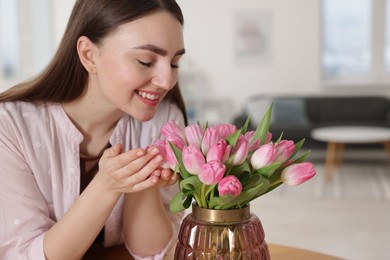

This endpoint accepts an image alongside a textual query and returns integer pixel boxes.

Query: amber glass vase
[174,204,270,259]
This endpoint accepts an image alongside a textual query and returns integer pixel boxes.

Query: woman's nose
[151,66,176,90]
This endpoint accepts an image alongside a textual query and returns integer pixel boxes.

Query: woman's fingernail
[150,147,159,155]
[153,155,162,163]
[137,150,145,156]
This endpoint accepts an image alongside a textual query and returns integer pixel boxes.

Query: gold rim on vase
[191,204,251,224]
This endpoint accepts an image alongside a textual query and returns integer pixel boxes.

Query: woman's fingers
[99,144,181,192]
[101,145,167,190]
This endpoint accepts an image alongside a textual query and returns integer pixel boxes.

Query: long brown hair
[0,0,188,125]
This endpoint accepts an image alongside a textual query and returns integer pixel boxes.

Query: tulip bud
[231,136,249,165]
[165,132,186,150]
[148,139,169,169]
[265,132,273,144]
[206,139,231,163]
[245,131,261,152]
[185,124,203,146]
[182,144,205,175]
[250,143,276,170]
[216,124,237,140]
[199,160,226,185]
[281,162,316,186]
[165,142,178,170]
[201,127,220,154]
[161,120,185,140]
[274,140,295,162]
[218,175,242,197]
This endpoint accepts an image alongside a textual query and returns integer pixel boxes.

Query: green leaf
[240,177,271,206]
[179,175,202,194]
[230,161,251,175]
[170,191,187,213]
[209,195,237,209]
[252,180,280,200]
[225,128,243,148]
[256,161,284,178]
[252,104,273,145]
[169,142,191,179]
[290,149,311,164]
[291,138,305,158]
[204,184,217,198]
[182,195,193,209]
[275,132,284,143]
[237,172,251,188]
[243,173,267,190]
[210,178,270,210]
[267,169,282,186]
[241,116,251,134]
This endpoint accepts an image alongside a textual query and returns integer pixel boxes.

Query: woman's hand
[150,168,179,187]
[97,143,168,193]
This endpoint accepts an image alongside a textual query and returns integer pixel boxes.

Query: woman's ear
[77,36,97,73]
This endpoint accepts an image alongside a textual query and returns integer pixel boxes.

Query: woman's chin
[132,110,157,122]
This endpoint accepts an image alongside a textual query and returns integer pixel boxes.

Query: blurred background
[1,0,389,259]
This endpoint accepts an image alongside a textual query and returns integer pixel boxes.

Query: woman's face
[89,11,185,122]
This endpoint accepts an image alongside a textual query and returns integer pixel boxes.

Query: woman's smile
[135,90,161,106]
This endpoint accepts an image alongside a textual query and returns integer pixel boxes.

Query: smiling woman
[0,1,188,260]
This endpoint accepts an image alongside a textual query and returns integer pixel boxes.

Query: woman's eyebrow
[133,44,185,56]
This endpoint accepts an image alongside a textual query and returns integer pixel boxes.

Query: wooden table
[311,126,390,181]
[83,243,343,259]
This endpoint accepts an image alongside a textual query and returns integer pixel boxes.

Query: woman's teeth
[137,91,159,101]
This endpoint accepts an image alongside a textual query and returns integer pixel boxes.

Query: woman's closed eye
[137,59,153,67]
[137,59,179,69]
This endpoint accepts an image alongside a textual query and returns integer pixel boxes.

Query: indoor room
[0,0,389,259]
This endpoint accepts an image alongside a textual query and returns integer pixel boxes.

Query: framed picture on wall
[234,11,273,65]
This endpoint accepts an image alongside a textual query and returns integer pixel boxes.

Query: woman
[0,0,187,259]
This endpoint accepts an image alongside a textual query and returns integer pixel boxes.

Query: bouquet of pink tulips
[151,105,316,212]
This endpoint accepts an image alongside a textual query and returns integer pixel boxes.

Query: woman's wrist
[123,187,172,256]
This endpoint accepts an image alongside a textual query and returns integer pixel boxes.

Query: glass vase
[174,204,270,259]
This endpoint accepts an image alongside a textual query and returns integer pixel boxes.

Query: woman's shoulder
[1,100,55,112]
[0,101,58,122]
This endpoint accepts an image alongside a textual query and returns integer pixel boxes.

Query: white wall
[2,0,389,122]
[176,0,390,120]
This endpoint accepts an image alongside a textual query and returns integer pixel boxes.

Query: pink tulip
[148,139,169,169]
[265,132,273,143]
[218,175,242,197]
[163,133,186,170]
[165,141,178,170]
[182,144,205,175]
[281,162,316,186]
[245,131,261,151]
[185,124,203,146]
[161,120,185,140]
[199,160,226,185]
[231,135,249,165]
[216,124,237,139]
[206,139,231,163]
[165,132,186,150]
[201,127,220,154]
[274,140,295,162]
[250,143,276,170]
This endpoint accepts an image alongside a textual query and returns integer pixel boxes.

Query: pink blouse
[0,101,185,259]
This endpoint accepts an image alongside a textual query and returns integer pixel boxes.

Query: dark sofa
[233,95,390,148]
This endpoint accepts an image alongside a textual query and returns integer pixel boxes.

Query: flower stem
[210,188,215,202]
[270,179,283,187]
[193,194,202,207]
[200,184,207,208]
